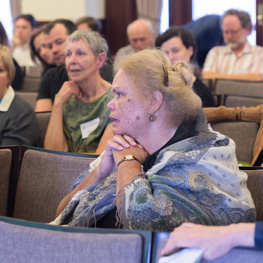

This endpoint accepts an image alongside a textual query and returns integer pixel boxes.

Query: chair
[211,121,259,164]
[224,94,263,107]
[214,79,263,105]
[16,91,38,109]
[0,216,152,263]
[35,111,51,148]
[20,76,41,92]
[13,147,98,223]
[151,231,263,263]
[200,78,212,91]
[0,149,12,216]
[242,168,263,221]
[0,146,20,217]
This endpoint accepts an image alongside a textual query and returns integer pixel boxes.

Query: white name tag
[80,118,100,139]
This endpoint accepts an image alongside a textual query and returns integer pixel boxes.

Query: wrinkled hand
[54,81,82,106]
[96,135,148,180]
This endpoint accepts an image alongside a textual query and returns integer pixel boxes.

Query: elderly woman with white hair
[52,49,255,231]
[44,30,113,154]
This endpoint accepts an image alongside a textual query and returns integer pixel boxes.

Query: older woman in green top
[44,30,113,154]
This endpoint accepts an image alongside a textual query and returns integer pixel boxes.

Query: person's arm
[94,123,114,154]
[202,71,263,81]
[161,222,255,261]
[55,134,141,217]
[35,98,53,112]
[44,81,81,151]
[44,97,68,152]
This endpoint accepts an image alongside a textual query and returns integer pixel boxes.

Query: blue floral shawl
[51,111,255,231]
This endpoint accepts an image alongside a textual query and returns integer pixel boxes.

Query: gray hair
[127,19,155,35]
[222,9,252,31]
[67,30,108,57]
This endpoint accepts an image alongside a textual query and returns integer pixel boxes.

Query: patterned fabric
[63,88,113,153]
[52,111,255,231]
[203,42,263,74]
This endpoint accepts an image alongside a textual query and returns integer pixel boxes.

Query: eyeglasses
[223,28,243,36]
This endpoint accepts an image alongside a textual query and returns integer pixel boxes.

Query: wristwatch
[117,154,141,167]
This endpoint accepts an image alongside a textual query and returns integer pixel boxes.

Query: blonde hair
[114,49,202,123]
[0,45,15,84]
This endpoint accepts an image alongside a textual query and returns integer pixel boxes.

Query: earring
[149,114,156,122]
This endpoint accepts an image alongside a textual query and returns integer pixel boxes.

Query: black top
[37,62,113,102]
[12,58,24,90]
[193,78,216,107]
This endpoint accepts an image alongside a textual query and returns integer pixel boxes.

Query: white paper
[159,248,203,263]
[80,118,100,139]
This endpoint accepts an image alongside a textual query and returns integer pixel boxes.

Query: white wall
[22,0,105,21]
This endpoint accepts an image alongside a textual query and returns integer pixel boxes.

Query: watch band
[117,154,141,167]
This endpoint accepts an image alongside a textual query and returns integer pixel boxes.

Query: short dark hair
[15,14,38,28]
[222,9,252,31]
[75,16,102,32]
[44,19,77,36]
[155,27,196,62]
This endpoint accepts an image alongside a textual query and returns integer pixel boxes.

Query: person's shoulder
[12,94,35,114]
[116,45,134,57]
[44,64,67,77]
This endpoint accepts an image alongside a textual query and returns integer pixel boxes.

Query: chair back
[224,94,263,108]
[211,121,259,164]
[214,79,263,105]
[20,76,41,92]
[16,91,38,109]
[35,111,51,148]
[13,148,97,223]
[243,168,263,221]
[0,216,151,263]
[0,149,12,216]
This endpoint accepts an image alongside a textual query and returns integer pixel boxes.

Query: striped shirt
[203,42,263,74]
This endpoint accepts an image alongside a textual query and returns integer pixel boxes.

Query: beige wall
[22,0,105,21]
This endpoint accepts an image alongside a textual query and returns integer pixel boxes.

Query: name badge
[80,118,100,139]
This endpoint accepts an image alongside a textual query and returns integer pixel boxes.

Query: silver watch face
[125,154,134,160]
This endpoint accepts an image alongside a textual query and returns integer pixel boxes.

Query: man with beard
[202,9,263,81]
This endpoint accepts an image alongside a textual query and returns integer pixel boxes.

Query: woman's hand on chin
[112,135,149,166]
[54,81,82,106]
[96,134,148,179]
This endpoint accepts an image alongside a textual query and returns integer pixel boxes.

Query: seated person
[0,45,40,146]
[75,16,102,32]
[30,26,56,75]
[51,49,255,231]
[161,222,263,260]
[155,27,216,107]
[12,14,38,67]
[202,9,263,81]
[114,19,156,61]
[182,14,223,68]
[204,105,263,166]
[35,19,113,112]
[0,21,24,90]
[44,30,113,154]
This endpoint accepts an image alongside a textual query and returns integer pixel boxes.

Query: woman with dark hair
[155,27,216,107]
[30,26,55,74]
[0,21,24,90]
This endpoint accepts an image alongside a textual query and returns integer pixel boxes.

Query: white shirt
[203,42,263,74]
